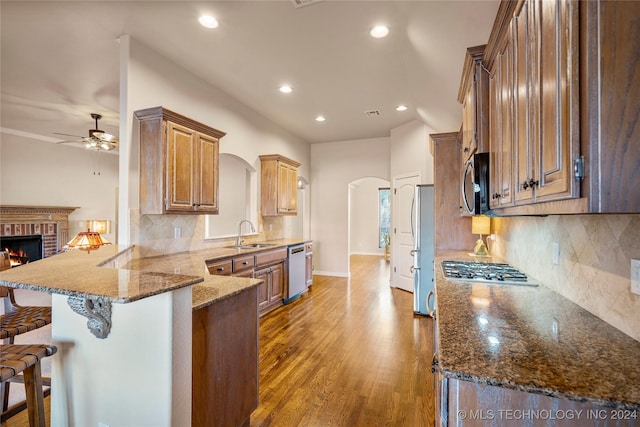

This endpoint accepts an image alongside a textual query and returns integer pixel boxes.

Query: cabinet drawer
[233,255,255,273]
[207,259,232,276]
[255,247,287,267]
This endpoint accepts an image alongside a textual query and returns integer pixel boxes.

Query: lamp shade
[67,231,111,253]
[471,215,491,235]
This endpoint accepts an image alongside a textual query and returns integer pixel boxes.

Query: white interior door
[391,173,421,292]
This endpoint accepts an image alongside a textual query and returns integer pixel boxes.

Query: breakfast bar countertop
[435,250,640,410]
[0,245,207,303]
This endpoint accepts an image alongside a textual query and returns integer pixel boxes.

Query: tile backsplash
[129,209,296,258]
[491,214,640,342]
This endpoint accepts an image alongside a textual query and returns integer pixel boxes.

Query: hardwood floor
[251,255,435,427]
[1,255,435,427]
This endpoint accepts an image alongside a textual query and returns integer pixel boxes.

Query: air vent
[291,0,322,8]
[365,110,382,117]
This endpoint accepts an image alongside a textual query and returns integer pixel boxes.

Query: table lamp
[472,215,491,256]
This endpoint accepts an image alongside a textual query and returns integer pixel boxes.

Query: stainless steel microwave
[462,152,490,215]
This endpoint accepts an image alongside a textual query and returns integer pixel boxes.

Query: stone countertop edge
[127,239,311,310]
[0,239,310,308]
[434,250,640,411]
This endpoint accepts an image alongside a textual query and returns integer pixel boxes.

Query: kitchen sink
[225,243,277,249]
[240,243,275,248]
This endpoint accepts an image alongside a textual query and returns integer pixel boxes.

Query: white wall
[310,137,390,276]
[311,120,435,277]
[349,178,389,256]
[122,37,311,255]
[390,119,435,185]
[0,133,119,243]
[205,153,257,239]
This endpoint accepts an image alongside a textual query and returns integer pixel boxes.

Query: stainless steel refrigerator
[412,185,435,316]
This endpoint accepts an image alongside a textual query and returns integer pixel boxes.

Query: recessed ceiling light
[370,25,389,38]
[315,115,326,122]
[395,104,408,112]
[279,85,293,94]
[199,15,219,29]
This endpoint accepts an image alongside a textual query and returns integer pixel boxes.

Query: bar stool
[0,286,52,417]
[0,344,57,426]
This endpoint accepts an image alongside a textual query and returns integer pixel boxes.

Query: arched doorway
[348,176,390,277]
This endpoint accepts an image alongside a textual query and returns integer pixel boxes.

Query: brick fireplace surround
[0,205,78,258]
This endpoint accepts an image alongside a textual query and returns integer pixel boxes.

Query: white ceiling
[0,0,499,146]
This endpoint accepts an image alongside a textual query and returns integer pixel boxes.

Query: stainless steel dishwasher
[286,244,306,301]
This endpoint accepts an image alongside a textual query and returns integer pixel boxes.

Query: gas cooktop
[441,260,538,286]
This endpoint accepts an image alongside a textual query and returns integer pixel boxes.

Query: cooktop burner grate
[441,260,537,286]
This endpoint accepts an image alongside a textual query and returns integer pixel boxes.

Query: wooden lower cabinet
[255,261,284,314]
[207,247,288,316]
[439,377,633,427]
[192,286,258,427]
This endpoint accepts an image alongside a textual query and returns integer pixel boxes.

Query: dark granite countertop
[124,239,310,310]
[435,251,640,410]
[0,245,205,303]
[0,239,310,310]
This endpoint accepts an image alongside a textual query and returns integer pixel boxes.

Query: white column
[50,286,192,427]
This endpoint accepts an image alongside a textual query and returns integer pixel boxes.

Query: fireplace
[0,205,78,263]
[1,235,43,267]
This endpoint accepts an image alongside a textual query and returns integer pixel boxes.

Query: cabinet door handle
[529,179,539,188]
[242,261,249,265]
[523,180,529,190]
[217,267,225,272]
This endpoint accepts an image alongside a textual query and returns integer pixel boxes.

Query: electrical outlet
[174,227,182,239]
[552,242,560,266]
[631,259,640,296]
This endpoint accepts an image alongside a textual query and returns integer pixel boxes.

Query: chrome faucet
[236,220,256,247]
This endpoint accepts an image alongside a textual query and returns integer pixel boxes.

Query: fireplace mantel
[0,205,78,223]
[0,205,78,257]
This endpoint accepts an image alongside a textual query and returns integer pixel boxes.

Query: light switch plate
[631,259,640,296]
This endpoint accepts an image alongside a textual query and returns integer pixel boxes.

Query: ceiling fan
[55,113,119,151]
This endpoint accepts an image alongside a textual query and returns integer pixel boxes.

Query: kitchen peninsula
[0,239,308,426]
[433,251,640,426]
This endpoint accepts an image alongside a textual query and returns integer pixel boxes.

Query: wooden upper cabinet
[581,0,640,213]
[166,121,197,212]
[485,0,581,214]
[196,133,220,211]
[458,45,490,215]
[530,0,579,203]
[458,45,490,162]
[260,154,301,216]
[489,32,515,209]
[135,107,225,215]
[512,0,535,205]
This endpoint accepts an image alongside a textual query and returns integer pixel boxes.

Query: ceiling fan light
[57,113,119,152]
